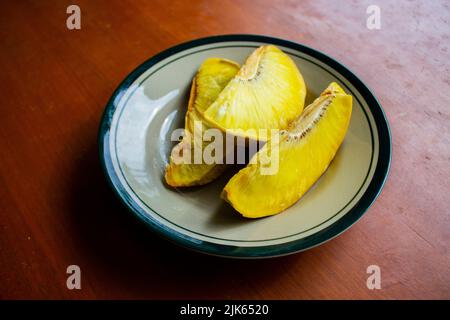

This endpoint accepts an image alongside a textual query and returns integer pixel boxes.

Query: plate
[98,35,391,258]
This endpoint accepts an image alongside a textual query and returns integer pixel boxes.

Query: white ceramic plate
[99,35,391,258]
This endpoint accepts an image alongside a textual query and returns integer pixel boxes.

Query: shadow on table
[67,138,325,299]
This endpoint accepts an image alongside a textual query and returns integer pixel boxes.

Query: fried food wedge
[222,82,352,217]
[165,58,240,187]
[203,45,307,141]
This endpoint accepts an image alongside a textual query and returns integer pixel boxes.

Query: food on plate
[165,58,240,187]
[165,45,353,219]
[202,45,306,141]
[221,82,352,218]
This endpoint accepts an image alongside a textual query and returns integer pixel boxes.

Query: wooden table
[1,0,449,299]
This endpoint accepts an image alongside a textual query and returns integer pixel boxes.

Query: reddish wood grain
[0,0,449,299]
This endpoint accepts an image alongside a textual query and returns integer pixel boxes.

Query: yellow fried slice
[222,82,352,217]
[203,45,307,141]
[165,58,240,187]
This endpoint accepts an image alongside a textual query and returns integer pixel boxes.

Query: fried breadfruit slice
[222,82,352,218]
[165,58,240,187]
[203,45,307,141]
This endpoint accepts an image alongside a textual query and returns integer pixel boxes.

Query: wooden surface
[0,0,449,299]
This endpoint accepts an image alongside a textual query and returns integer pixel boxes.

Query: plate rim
[98,34,392,258]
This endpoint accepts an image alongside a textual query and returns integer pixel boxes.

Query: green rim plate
[98,34,391,258]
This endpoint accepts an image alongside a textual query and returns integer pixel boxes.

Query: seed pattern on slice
[221,82,353,218]
[165,58,240,187]
[203,45,307,141]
